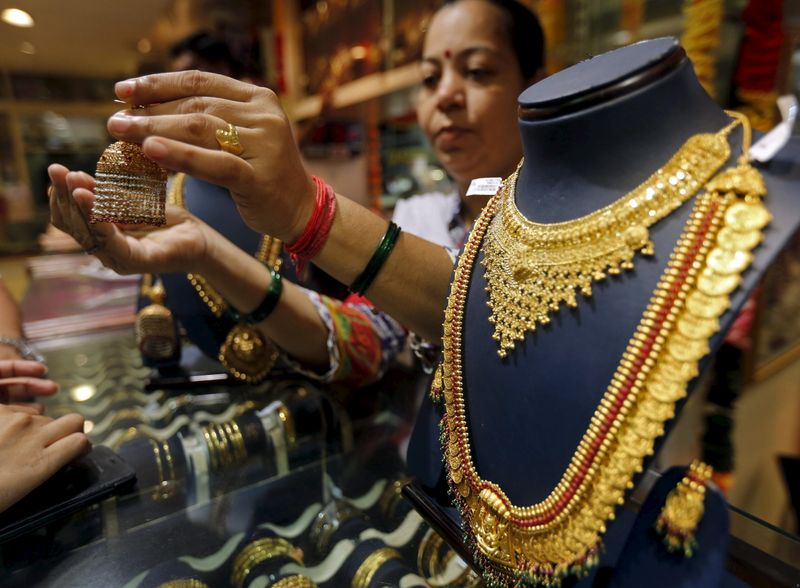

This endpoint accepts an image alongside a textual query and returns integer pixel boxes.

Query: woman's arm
[107,71,453,342]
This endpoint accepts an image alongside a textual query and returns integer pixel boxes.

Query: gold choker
[483,120,740,357]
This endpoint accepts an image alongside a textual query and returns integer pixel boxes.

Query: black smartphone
[0,445,137,544]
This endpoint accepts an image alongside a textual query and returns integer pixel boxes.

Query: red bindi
[444,49,452,59]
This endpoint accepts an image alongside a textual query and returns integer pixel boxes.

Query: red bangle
[285,176,337,273]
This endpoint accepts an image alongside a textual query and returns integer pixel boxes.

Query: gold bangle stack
[200,420,247,472]
[272,575,318,588]
[148,437,176,500]
[416,528,445,578]
[350,547,401,588]
[276,404,297,448]
[230,537,304,588]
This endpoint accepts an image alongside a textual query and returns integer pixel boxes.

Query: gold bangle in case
[309,502,359,555]
[272,575,318,588]
[230,537,303,588]
[351,547,402,588]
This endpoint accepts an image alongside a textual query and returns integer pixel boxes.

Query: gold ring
[215,123,244,156]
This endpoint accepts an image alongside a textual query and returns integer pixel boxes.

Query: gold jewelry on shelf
[169,173,282,383]
[655,460,714,557]
[351,547,402,588]
[230,537,303,588]
[272,576,318,588]
[483,120,739,357]
[216,123,245,156]
[91,141,168,225]
[136,274,178,361]
[417,528,445,578]
[434,112,769,586]
[310,503,359,554]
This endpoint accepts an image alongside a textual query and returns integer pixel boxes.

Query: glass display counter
[0,328,478,587]
[0,305,797,587]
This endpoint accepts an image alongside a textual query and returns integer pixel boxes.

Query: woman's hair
[442,0,545,81]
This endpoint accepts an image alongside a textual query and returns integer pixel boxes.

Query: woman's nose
[436,70,465,110]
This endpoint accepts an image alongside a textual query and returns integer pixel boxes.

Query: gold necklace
[431,113,770,586]
[483,120,739,357]
[168,173,282,383]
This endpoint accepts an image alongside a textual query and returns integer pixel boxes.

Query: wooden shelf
[284,62,420,121]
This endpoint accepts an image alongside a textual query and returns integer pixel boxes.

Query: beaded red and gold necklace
[431,112,769,587]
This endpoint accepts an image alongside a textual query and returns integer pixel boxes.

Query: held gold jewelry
[483,120,739,357]
[216,122,245,156]
[170,173,282,383]
[230,537,303,588]
[156,580,210,588]
[136,275,178,360]
[655,460,714,557]
[91,141,167,225]
[432,112,769,586]
[351,547,402,588]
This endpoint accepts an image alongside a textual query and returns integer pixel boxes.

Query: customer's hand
[0,360,58,410]
[0,405,89,513]
[48,164,214,275]
[106,71,317,242]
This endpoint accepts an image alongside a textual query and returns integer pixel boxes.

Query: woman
[48,0,544,385]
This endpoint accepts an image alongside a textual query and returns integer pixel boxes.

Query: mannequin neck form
[515,58,733,222]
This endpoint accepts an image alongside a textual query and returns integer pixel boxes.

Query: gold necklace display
[483,120,739,357]
[431,113,770,587]
[168,173,282,383]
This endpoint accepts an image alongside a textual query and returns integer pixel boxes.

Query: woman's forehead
[423,1,508,57]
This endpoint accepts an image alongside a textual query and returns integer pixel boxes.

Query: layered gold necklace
[168,173,281,383]
[483,120,739,357]
[432,113,770,586]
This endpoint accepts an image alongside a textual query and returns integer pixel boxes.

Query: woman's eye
[466,68,491,80]
[421,74,439,89]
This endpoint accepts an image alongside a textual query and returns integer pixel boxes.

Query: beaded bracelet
[224,268,283,324]
[284,176,337,273]
[350,222,402,296]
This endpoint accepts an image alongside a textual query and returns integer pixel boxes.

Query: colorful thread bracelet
[224,268,283,324]
[285,176,337,273]
[350,222,402,296]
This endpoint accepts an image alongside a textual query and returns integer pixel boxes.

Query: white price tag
[466,177,503,196]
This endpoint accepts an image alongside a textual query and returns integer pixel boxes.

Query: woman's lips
[435,126,470,144]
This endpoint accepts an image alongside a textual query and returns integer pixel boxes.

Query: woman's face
[417,0,528,189]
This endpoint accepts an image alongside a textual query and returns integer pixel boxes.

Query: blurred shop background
[1,0,800,541]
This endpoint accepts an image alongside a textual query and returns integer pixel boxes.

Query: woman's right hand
[105,71,317,243]
[48,163,216,275]
[0,405,89,513]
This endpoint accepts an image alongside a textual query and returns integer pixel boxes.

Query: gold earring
[136,274,178,360]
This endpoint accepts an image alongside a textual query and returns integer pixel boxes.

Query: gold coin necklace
[169,173,281,383]
[431,112,770,586]
[483,119,740,357]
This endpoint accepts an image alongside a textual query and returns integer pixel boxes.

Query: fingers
[45,432,92,474]
[115,71,258,106]
[0,377,59,402]
[142,136,254,193]
[0,359,48,378]
[108,111,251,153]
[40,412,85,447]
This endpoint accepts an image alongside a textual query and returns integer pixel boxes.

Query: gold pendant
[655,460,713,557]
[219,324,278,383]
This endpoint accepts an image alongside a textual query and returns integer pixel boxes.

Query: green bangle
[225,268,283,324]
[350,222,402,296]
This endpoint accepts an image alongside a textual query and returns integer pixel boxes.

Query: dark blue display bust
[408,37,800,586]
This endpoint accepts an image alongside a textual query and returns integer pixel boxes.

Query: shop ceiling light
[1,8,34,28]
